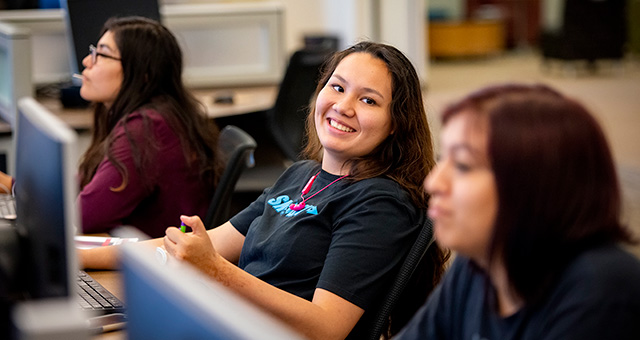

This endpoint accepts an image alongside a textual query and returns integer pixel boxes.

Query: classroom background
[1,0,638,258]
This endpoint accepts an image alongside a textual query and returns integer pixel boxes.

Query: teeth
[329,119,355,132]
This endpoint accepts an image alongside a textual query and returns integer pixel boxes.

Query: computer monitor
[0,22,32,126]
[13,96,79,299]
[120,244,304,340]
[0,96,79,336]
[60,0,161,81]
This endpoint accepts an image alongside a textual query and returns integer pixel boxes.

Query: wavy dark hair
[304,41,433,210]
[303,41,449,338]
[441,83,635,307]
[78,16,221,191]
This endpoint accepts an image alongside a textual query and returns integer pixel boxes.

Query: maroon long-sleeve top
[79,109,213,238]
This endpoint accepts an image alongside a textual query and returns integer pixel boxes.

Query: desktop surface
[33,85,277,131]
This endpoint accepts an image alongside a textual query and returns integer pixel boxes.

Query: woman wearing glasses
[75,16,221,237]
[80,41,450,340]
[0,17,216,237]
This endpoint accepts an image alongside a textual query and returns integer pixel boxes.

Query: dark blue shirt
[397,243,640,340]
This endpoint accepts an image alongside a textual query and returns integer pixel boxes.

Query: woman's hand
[163,215,219,272]
[0,171,13,194]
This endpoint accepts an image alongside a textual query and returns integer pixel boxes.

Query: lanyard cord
[290,171,348,211]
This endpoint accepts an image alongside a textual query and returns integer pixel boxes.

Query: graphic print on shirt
[267,195,318,217]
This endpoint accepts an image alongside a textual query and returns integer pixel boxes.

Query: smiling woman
[313,53,394,174]
[79,41,450,340]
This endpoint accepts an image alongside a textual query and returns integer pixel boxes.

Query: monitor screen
[60,0,161,81]
[13,96,79,299]
[120,244,304,340]
[0,22,32,126]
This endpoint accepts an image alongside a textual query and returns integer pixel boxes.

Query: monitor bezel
[121,244,304,340]
[14,96,79,299]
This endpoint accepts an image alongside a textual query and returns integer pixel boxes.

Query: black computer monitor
[13,96,80,299]
[120,244,304,340]
[60,0,161,80]
[0,97,79,336]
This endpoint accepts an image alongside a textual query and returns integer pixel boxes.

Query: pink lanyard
[289,171,348,211]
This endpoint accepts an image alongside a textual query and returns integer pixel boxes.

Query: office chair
[267,48,333,162]
[203,125,257,229]
[365,214,436,340]
[235,48,333,193]
[540,0,627,67]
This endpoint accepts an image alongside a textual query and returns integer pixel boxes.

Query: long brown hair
[303,41,434,210]
[78,16,221,191]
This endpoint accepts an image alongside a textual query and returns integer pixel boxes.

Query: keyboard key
[76,270,125,314]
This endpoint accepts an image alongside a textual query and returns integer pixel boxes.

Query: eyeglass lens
[89,45,97,64]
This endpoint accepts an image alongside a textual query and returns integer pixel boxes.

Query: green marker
[180,222,187,233]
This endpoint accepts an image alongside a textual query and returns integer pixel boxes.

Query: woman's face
[424,112,498,263]
[314,52,393,174]
[80,30,123,107]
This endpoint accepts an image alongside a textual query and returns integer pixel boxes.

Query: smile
[329,119,355,132]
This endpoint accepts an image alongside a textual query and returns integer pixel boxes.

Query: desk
[35,85,278,131]
[194,85,277,120]
[0,85,277,134]
[89,270,125,340]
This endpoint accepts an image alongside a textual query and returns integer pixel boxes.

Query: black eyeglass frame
[89,44,121,64]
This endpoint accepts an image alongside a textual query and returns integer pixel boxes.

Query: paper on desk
[74,235,139,249]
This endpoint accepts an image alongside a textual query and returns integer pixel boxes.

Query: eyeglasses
[89,44,121,65]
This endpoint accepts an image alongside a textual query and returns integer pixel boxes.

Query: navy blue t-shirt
[230,160,422,339]
[397,243,640,340]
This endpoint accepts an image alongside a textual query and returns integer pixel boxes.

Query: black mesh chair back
[267,48,333,162]
[365,214,436,340]
[540,0,627,62]
[204,125,257,229]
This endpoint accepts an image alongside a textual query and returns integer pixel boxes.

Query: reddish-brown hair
[442,83,634,306]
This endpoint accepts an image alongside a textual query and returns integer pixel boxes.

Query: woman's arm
[79,220,245,269]
[0,171,13,194]
[79,237,163,269]
[165,215,364,340]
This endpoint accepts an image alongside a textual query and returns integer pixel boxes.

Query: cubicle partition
[163,2,285,87]
[0,9,69,86]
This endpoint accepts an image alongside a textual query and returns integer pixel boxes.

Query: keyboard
[76,270,125,314]
[0,194,16,220]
